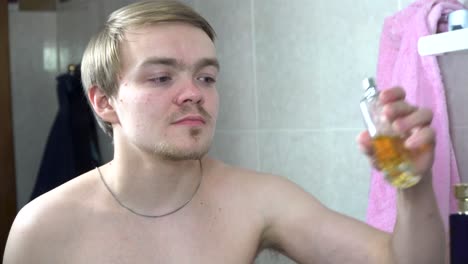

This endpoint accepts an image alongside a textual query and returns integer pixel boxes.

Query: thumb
[356,130,373,156]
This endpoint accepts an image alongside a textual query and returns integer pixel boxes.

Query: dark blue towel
[30,65,101,200]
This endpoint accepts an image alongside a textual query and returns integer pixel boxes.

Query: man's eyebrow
[138,57,179,69]
[194,58,220,72]
[137,57,220,71]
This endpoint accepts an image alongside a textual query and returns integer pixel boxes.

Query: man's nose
[174,79,204,105]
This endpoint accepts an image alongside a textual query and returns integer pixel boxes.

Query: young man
[3,1,444,263]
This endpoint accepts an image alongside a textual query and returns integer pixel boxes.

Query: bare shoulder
[206,157,325,225]
[206,157,288,185]
[3,170,100,264]
[207,157,321,203]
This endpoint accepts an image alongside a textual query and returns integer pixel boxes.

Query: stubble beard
[153,127,212,161]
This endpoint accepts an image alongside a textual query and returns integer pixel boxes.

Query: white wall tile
[209,131,258,170]
[399,0,414,9]
[255,0,398,130]
[9,11,59,209]
[101,0,139,20]
[56,0,102,72]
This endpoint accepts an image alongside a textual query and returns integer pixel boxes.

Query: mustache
[169,104,212,123]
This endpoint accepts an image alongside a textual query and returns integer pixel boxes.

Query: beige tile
[57,0,102,71]
[258,129,370,220]
[209,131,258,170]
[254,0,322,129]
[193,0,257,130]
[9,11,59,209]
[399,0,415,9]
[255,0,398,129]
[101,0,145,19]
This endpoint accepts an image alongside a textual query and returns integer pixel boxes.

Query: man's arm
[259,176,396,263]
[260,87,444,263]
[369,87,444,263]
[392,172,445,264]
[260,171,443,264]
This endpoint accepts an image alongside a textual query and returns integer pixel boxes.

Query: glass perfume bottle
[450,183,468,264]
[359,77,421,189]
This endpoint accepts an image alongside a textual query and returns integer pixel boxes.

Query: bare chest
[57,204,263,264]
[44,163,267,264]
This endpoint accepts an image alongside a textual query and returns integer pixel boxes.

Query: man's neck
[100,153,203,217]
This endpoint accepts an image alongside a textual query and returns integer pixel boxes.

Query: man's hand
[356,87,435,179]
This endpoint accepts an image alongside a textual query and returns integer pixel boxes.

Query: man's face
[112,23,219,160]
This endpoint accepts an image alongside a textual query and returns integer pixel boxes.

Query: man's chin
[154,142,211,161]
[159,150,208,161]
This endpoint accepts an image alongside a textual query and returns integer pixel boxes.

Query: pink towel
[367,0,462,234]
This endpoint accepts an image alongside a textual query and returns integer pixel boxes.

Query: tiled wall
[9,10,58,209]
[8,0,467,263]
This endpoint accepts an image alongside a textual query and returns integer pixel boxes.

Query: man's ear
[88,85,119,124]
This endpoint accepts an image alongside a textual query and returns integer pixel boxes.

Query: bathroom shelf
[418,27,468,56]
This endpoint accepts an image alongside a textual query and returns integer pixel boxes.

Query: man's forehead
[120,23,217,72]
[137,56,220,71]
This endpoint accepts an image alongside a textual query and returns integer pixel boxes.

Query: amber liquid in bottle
[361,78,421,189]
[371,135,420,188]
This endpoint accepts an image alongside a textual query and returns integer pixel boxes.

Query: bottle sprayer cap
[454,183,468,200]
[362,77,376,91]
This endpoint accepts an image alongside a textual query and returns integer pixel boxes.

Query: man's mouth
[171,115,206,126]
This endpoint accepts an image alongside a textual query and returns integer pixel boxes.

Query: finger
[404,126,436,151]
[393,107,433,134]
[382,101,418,122]
[356,131,382,169]
[379,87,406,104]
[356,131,373,156]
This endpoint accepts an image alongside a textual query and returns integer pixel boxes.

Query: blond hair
[81,0,216,137]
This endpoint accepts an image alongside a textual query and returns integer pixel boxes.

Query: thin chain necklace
[96,159,203,218]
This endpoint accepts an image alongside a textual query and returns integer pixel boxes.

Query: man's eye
[198,76,216,84]
[149,76,172,84]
